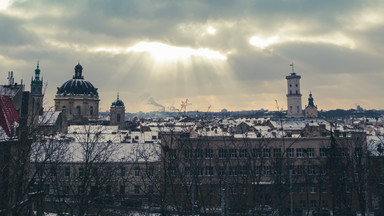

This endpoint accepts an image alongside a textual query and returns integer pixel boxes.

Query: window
[242,185,248,195]
[198,167,204,176]
[300,200,306,208]
[296,148,303,157]
[273,148,281,158]
[311,200,317,208]
[205,149,213,158]
[120,185,125,195]
[287,148,294,158]
[168,149,176,159]
[148,185,154,194]
[92,167,98,176]
[239,149,248,158]
[106,167,112,176]
[62,106,66,113]
[252,148,261,158]
[208,185,214,195]
[50,167,56,176]
[134,185,140,194]
[135,167,140,176]
[310,184,316,193]
[255,166,261,176]
[297,106,300,113]
[229,166,237,176]
[120,167,126,177]
[169,166,176,176]
[263,148,270,158]
[147,167,154,176]
[218,149,227,159]
[195,149,203,159]
[64,166,70,178]
[206,166,213,176]
[320,148,327,157]
[321,183,327,193]
[307,148,314,157]
[346,184,351,193]
[90,106,94,115]
[263,166,271,176]
[44,184,50,195]
[230,185,237,194]
[184,149,192,159]
[355,147,362,158]
[297,165,305,175]
[308,165,315,175]
[239,166,247,176]
[79,168,84,177]
[117,114,121,123]
[76,106,81,115]
[218,166,225,176]
[185,166,191,176]
[152,135,157,140]
[229,149,237,158]
[322,200,328,208]
[288,165,295,175]
[299,185,306,193]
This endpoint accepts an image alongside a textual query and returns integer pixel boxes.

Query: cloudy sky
[1,0,383,113]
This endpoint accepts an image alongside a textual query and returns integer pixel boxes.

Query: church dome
[111,93,124,107]
[56,64,98,96]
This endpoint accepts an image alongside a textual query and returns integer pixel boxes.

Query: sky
[0,0,383,113]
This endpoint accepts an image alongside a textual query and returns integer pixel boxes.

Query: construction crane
[275,100,283,112]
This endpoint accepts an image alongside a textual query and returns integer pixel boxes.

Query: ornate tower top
[73,63,84,79]
[31,60,43,86]
[308,91,315,107]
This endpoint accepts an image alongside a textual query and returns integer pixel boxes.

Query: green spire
[31,60,43,86]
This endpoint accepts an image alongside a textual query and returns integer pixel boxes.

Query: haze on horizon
[0,0,383,113]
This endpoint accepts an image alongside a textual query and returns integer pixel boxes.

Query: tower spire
[289,62,295,74]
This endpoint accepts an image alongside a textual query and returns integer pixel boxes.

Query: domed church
[54,63,99,124]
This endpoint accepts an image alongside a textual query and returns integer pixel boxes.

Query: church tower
[305,92,318,118]
[31,61,44,116]
[110,93,125,129]
[286,64,304,118]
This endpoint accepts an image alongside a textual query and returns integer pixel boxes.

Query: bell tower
[286,63,303,118]
[110,92,125,129]
[31,60,44,116]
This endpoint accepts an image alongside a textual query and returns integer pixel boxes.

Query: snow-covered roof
[39,111,61,126]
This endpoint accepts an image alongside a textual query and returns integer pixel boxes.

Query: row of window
[169,165,326,177]
[60,166,154,178]
[61,105,94,116]
[169,148,329,160]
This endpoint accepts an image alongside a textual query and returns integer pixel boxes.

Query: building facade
[160,131,371,215]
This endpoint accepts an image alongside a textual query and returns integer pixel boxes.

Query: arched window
[117,114,121,123]
[76,106,81,115]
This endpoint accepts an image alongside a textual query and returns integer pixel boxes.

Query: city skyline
[0,0,383,113]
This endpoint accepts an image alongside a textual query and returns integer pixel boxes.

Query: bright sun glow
[207,26,216,35]
[249,35,280,49]
[0,0,11,10]
[125,41,227,62]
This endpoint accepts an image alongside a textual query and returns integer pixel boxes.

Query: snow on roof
[39,111,61,126]
[31,139,161,163]
[367,135,384,156]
